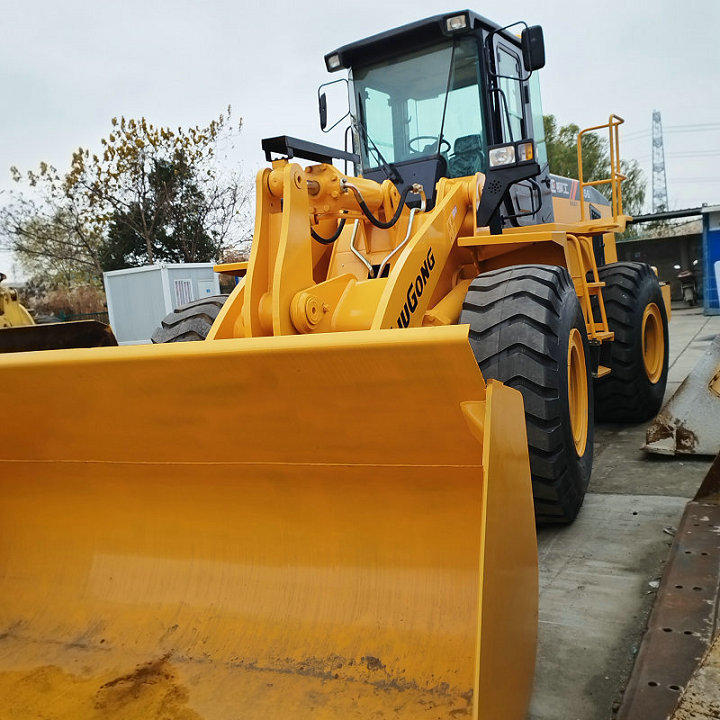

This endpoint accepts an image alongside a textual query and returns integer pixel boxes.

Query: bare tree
[0,107,253,286]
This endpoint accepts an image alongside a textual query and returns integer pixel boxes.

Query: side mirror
[317,79,350,134]
[319,93,328,131]
[521,25,545,71]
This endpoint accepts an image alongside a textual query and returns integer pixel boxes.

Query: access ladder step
[588,330,614,342]
[594,364,611,379]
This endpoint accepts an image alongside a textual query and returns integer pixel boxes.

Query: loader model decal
[396,248,436,328]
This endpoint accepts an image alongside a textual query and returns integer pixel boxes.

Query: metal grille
[174,279,193,306]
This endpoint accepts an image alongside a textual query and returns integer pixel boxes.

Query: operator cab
[324,11,554,231]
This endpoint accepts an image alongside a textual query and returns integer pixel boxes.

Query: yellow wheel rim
[642,303,664,383]
[567,328,588,456]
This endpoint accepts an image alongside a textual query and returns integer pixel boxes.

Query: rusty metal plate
[617,456,720,719]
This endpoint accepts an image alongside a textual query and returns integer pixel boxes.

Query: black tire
[594,262,669,422]
[460,265,594,524]
[151,295,228,343]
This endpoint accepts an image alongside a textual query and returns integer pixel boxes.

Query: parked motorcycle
[674,264,698,307]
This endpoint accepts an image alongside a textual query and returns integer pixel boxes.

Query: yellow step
[595,364,611,378]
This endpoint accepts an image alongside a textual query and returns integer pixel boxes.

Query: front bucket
[645,334,720,455]
[0,326,537,719]
[0,320,117,353]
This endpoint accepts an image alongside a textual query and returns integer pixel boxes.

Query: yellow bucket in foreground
[0,326,537,719]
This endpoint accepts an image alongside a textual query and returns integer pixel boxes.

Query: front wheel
[460,265,594,524]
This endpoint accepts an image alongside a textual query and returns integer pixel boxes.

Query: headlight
[487,140,536,168]
[489,145,516,168]
[445,14,468,32]
[325,54,341,71]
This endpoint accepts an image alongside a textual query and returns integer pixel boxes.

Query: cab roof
[324,10,522,72]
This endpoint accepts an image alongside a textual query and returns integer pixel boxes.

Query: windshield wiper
[355,101,402,184]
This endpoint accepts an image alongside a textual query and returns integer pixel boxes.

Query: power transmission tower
[652,110,669,212]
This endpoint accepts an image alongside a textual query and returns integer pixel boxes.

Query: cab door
[488,35,553,226]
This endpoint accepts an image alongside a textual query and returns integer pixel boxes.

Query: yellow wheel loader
[0,272,34,327]
[0,11,669,720]
[0,272,117,352]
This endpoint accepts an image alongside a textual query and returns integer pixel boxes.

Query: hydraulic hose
[310,218,347,245]
[310,181,421,245]
[342,180,413,229]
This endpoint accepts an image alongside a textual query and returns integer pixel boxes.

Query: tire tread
[460,264,593,523]
[594,262,669,422]
[151,295,228,344]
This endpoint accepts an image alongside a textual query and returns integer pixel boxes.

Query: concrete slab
[529,494,687,720]
[593,424,712,498]
[616,471,720,720]
[529,307,720,720]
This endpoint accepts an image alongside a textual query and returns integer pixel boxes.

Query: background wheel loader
[0,10,669,720]
[0,272,34,328]
[0,272,117,352]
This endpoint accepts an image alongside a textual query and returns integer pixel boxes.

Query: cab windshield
[352,37,487,178]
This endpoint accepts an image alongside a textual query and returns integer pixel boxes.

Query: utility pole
[652,110,669,212]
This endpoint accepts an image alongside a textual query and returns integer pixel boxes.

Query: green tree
[67,108,248,267]
[99,157,220,270]
[544,114,646,216]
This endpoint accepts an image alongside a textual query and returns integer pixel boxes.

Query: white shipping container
[103,263,220,344]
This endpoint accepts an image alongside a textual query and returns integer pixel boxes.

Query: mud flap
[0,320,117,353]
[0,326,537,720]
[645,335,720,455]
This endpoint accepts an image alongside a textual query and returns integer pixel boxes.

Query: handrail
[577,114,626,222]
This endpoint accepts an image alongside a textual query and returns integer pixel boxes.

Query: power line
[631,151,720,161]
[623,122,720,140]
[666,128,720,135]
[665,122,720,131]
[672,177,720,184]
[667,151,720,158]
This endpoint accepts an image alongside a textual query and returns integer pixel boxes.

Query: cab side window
[528,72,548,166]
[496,46,524,142]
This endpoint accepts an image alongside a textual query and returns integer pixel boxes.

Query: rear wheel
[594,262,669,422]
[460,265,593,523]
[151,295,228,343]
